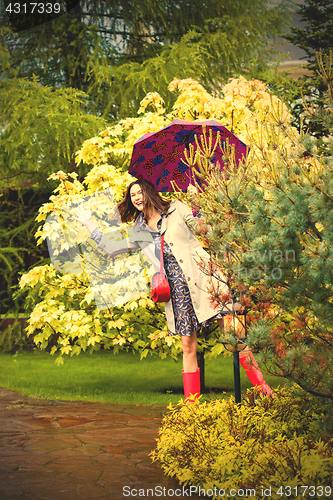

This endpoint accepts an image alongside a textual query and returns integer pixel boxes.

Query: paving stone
[78,436,130,447]
[93,453,136,468]
[49,456,93,468]
[69,468,102,481]
[24,418,55,429]
[0,387,201,500]
[10,470,68,488]
[49,446,103,458]
[36,489,82,500]
[43,462,86,474]
[0,454,32,467]
[17,464,54,473]
[19,455,59,467]
[133,438,157,445]
[1,432,27,440]
[102,445,139,455]
[17,478,77,497]
[129,450,154,462]
[55,436,83,446]
[73,435,125,446]
[19,435,47,446]
[76,483,110,499]
[0,481,24,498]
[24,438,72,452]
[99,483,131,498]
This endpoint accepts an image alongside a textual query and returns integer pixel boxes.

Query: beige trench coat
[97,200,228,334]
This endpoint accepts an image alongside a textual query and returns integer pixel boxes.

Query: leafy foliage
[0,29,107,309]
[0,74,106,189]
[151,387,333,496]
[0,318,34,353]
[75,75,292,170]
[0,188,53,315]
[19,262,183,364]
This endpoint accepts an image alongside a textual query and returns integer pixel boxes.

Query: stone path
[0,388,200,500]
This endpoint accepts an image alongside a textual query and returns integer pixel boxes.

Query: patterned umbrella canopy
[129,119,248,192]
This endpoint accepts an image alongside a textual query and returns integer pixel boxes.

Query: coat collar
[161,200,176,234]
[135,200,177,235]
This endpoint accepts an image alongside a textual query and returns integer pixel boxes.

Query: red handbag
[151,233,171,303]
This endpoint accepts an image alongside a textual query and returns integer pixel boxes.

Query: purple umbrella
[129,119,248,192]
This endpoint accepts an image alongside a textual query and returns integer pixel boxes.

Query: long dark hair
[117,179,171,223]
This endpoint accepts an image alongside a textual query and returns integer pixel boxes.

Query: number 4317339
[6,3,61,14]
[277,485,332,497]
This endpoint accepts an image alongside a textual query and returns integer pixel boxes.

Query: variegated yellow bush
[19,170,180,364]
[75,75,299,175]
[151,387,333,499]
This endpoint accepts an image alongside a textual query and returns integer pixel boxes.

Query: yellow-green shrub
[151,388,333,499]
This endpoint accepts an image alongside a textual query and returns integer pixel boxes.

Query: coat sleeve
[95,226,152,258]
[173,200,215,245]
[173,200,203,232]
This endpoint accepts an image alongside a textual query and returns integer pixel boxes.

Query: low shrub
[0,317,34,353]
[151,388,333,499]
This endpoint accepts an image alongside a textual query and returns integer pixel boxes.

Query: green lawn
[0,350,285,406]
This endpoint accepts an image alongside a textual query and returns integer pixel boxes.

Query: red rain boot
[182,368,200,404]
[239,350,273,396]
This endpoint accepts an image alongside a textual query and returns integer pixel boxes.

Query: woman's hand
[74,205,96,233]
[74,205,91,226]
[187,184,198,196]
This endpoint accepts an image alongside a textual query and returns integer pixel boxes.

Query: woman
[75,179,272,401]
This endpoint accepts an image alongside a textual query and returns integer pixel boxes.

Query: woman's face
[130,184,144,211]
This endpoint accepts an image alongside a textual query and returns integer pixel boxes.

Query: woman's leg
[181,331,198,372]
[181,331,200,402]
[217,318,273,395]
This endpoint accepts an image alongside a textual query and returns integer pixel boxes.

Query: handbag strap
[160,233,165,274]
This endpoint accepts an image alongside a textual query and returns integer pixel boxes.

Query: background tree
[1,0,292,119]
[272,0,333,137]
[0,29,106,316]
[285,0,333,71]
